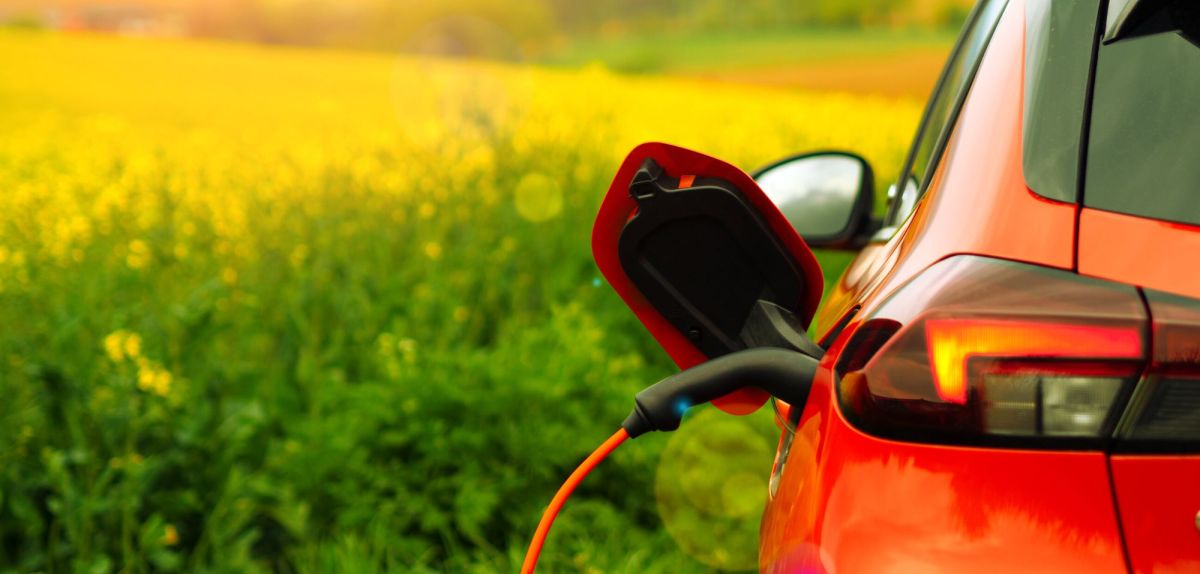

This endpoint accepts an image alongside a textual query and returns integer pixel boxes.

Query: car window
[1023,0,1102,203]
[1085,26,1200,225]
[885,0,1008,228]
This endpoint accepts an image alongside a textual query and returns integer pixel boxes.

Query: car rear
[1076,2,1200,571]
[763,1,1200,571]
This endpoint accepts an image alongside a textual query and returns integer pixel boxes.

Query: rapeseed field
[0,30,919,572]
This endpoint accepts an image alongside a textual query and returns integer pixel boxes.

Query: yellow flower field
[0,29,919,572]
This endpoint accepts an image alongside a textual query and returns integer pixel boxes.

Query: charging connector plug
[620,347,820,438]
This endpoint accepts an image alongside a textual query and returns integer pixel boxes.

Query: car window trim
[884,0,1011,230]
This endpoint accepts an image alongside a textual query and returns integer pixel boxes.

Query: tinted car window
[888,0,1007,226]
[1023,0,1101,203]
[1085,31,1200,225]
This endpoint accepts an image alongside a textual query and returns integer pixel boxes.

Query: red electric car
[586,0,1200,572]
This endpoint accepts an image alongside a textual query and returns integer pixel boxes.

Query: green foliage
[541,27,957,75]
[0,132,712,571]
[0,30,919,573]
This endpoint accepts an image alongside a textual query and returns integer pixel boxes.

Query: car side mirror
[752,151,877,249]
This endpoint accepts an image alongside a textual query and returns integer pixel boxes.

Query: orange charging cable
[520,428,629,574]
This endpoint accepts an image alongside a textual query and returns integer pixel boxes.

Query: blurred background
[0,0,969,572]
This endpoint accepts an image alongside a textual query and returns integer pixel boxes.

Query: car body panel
[761,1,1140,571]
[1110,456,1200,574]
[1079,207,1200,301]
[810,0,1075,346]
[588,0,1198,569]
[759,335,1129,574]
[1104,289,1200,572]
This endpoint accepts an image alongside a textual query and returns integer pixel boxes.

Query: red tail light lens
[837,256,1148,448]
[924,318,1141,405]
[1116,289,1200,453]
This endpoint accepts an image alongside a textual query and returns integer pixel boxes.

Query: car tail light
[1116,289,1200,452]
[836,256,1149,448]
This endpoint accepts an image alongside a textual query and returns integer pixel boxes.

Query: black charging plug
[620,348,821,438]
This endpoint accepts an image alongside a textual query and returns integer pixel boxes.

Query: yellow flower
[137,361,172,396]
[221,267,238,284]
[154,370,173,395]
[162,524,179,546]
[103,330,141,362]
[423,242,442,260]
[123,333,141,359]
[138,366,156,390]
[103,331,126,362]
[126,239,150,269]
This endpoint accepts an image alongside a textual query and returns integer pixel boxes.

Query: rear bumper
[759,366,1128,573]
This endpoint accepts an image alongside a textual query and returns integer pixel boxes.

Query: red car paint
[760,347,1128,573]
[761,1,1199,572]
[1110,456,1200,574]
[591,0,1199,570]
[1079,208,1200,300]
[812,0,1073,342]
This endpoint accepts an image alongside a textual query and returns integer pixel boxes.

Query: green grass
[539,27,956,75]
